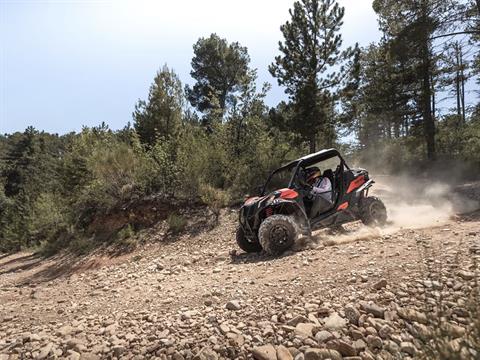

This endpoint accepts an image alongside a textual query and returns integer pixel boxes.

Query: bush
[200,184,230,223]
[115,225,137,249]
[167,213,187,234]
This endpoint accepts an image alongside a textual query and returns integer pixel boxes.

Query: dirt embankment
[0,182,479,360]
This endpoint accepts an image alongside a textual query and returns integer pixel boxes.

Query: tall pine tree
[186,34,252,122]
[133,65,184,146]
[270,0,359,152]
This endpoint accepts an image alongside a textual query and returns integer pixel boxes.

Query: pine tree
[269,0,359,152]
[133,65,184,146]
[372,0,471,160]
[186,34,252,121]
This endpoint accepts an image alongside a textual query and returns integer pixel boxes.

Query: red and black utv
[236,149,387,255]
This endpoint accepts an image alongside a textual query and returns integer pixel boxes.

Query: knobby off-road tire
[236,226,262,253]
[258,214,298,256]
[360,196,387,226]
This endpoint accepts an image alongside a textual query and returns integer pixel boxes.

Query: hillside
[0,183,479,360]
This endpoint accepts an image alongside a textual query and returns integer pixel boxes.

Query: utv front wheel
[360,196,387,226]
[258,215,298,256]
[236,226,262,253]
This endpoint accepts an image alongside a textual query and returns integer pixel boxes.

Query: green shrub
[69,237,95,255]
[115,224,137,249]
[200,184,230,223]
[167,213,187,234]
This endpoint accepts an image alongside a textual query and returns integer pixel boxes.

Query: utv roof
[284,148,344,168]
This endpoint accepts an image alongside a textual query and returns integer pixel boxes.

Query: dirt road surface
[1,201,479,359]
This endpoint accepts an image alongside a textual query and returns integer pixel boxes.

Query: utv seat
[322,169,336,203]
[309,170,335,218]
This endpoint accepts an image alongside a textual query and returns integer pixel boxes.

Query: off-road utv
[237,148,387,255]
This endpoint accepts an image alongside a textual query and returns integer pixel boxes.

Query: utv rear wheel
[360,196,387,226]
[258,215,298,256]
[236,226,262,253]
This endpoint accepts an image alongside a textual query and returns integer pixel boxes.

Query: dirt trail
[1,196,479,359]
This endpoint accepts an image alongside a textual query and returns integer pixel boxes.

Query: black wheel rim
[270,225,289,246]
[370,203,386,224]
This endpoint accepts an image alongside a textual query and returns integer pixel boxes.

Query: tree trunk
[460,48,466,124]
[421,43,436,161]
[455,43,461,119]
[420,3,435,161]
[431,74,436,121]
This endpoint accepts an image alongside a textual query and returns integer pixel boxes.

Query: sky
[2,0,382,134]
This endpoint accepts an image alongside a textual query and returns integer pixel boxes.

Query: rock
[37,342,53,360]
[226,332,244,347]
[315,330,334,343]
[173,352,185,360]
[397,308,428,324]
[366,335,383,350]
[344,305,360,326]
[112,345,126,358]
[353,339,366,352]
[384,340,400,354]
[56,325,75,337]
[378,324,393,339]
[287,315,309,327]
[194,347,218,360]
[252,344,277,360]
[277,345,293,360]
[294,354,305,360]
[295,323,315,337]
[219,323,230,334]
[66,350,81,360]
[329,339,357,357]
[444,323,465,338]
[324,312,347,330]
[304,348,342,360]
[360,302,385,319]
[373,278,387,290]
[225,300,241,311]
[457,270,475,280]
[66,339,86,353]
[400,342,416,356]
[181,310,198,319]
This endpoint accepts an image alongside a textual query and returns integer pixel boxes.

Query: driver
[304,167,332,203]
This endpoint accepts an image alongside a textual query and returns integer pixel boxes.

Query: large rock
[276,345,293,360]
[323,312,347,330]
[37,342,53,360]
[315,330,334,343]
[400,342,416,356]
[457,270,475,280]
[366,335,383,350]
[225,300,242,311]
[304,348,342,360]
[373,278,387,290]
[344,305,361,326]
[397,308,427,324]
[360,302,385,319]
[295,323,315,337]
[252,344,277,360]
[328,339,357,357]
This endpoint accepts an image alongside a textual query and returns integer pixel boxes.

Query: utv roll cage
[260,148,349,196]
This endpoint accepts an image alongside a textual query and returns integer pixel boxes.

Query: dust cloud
[318,175,479,246]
